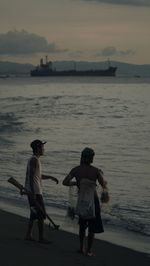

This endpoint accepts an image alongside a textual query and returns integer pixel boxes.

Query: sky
[0,0,150,65]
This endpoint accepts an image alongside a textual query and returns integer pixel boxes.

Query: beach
[0,77,150,264]
[0,209,149,266]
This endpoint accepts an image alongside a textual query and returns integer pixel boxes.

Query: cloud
[81,0,150,7]
[97,46,135,56]
[0,30,68,55]
[62,47,135,59]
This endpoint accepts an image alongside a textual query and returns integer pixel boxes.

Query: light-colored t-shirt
[25,155,43,195]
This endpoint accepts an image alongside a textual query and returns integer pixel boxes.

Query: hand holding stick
[8,177,60,230]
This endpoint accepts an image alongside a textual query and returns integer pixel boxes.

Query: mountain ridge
[0,60,150,77]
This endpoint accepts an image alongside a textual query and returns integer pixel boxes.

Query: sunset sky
[0,0,150,64]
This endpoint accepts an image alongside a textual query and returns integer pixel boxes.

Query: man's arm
[97,169,107,189]
[42,174,59,184]
[62,173,77,186]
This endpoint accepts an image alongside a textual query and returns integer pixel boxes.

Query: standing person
[25,139,59,243]
[62,147,107,256]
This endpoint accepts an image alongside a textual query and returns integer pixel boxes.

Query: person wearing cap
[62,147,107,256]
[24,139,59,243]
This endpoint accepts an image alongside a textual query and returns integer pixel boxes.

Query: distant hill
[0,61,33,75]
[0,60,150,77]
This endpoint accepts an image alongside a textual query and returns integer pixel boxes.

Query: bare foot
[77,247,86,255]
[86,252,96,257]
[38,238,52,244]
[25,236,36,242]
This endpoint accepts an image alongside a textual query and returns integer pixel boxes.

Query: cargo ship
[30,57,117,77]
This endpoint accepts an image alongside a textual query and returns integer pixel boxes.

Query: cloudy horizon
[0,0,149,64]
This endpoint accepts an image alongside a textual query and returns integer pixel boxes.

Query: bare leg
[38,219,44,241]
[87,232,94,254]
[38,219,51,244]
[79,225,86,253]
[25,219,34,240]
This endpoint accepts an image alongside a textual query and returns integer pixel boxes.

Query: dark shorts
[79,196,104,234]
[28,194,46,221]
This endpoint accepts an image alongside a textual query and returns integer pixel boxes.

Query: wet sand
[0,209,149,266]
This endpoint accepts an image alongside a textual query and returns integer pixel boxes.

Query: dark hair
[80,147,95,165]
[30,139,46,153]
[32,146,39,154]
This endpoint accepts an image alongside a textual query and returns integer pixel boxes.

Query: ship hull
[30,67,117,77]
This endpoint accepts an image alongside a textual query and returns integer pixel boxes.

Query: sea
[0,76,150,254]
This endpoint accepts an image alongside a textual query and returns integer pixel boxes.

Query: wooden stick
[8,177,60,230]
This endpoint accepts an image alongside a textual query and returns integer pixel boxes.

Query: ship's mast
[45,55,52,70]
[46,55,48,65]
[40,58,43,66]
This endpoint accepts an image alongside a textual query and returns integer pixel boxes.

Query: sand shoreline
[0,200,149,254]
[0,209,149,266]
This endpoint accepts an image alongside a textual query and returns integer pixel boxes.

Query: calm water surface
[0,76,150,252]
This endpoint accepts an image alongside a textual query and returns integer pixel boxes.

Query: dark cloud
[0,30,68,55]
[65,47,135,58]
[81,0,150,7]
[98,46,135,56]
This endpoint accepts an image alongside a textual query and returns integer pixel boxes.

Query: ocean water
[0,76,150,253]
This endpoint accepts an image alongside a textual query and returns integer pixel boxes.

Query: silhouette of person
[63,147,107,256]
[24,139,58,243]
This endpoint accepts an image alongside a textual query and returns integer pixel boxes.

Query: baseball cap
[81,147,95,158]
[30,139,47,149]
